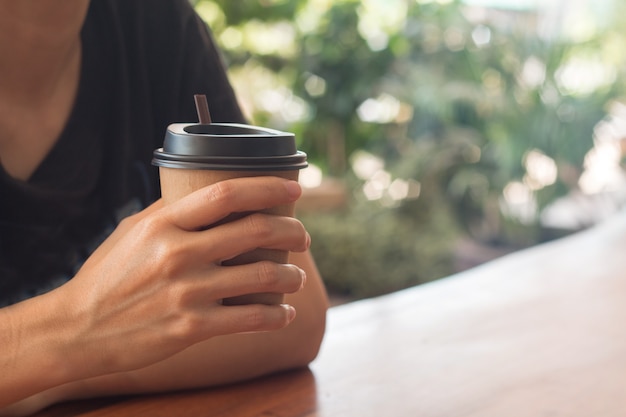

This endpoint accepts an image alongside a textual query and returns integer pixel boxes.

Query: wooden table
[35,213,626,416]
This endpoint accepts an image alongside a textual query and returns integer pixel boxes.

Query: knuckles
[132,214,167,241]
[166,311,205,343]
[242,214,309,252]
[131,216,190,279]
[244,307,267,331]
[254,262,303,293]
[255,261,282,289]
[204,181,237,206]
[243,213,275,240]
[241,305,276,332]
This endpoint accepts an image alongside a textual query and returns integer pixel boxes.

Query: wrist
[0,288,82,406]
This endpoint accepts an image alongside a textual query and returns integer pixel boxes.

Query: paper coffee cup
[152,123,307,306]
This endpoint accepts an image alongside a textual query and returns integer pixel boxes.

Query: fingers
[188,262,306,303]
[206,304,297,335]
[199,213,310,263]
[155,212,309,273]
[164,177,302,231]
[170,303,297,344]
[151,176,308,269]
[164,263,304,341]
[164,261,305,314]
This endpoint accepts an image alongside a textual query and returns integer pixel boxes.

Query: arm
[0,289,78,410]
[0,177,322,415]
[0,250,327,416]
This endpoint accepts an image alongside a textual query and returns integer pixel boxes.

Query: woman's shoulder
[90,0,198,40]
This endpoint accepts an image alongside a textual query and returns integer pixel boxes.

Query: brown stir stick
[194,94,212,124]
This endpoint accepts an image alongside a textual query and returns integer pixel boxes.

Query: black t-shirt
[0,0,244,306]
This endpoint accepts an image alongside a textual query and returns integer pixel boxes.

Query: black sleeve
[107,0,245,144]
[140,0,246,129]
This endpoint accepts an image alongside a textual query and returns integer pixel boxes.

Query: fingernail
[299,268,307,290]
[284,181,302,200]
[306,232,311,249]
[282,304,297,322]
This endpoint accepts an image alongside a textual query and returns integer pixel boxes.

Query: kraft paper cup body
[153,123,307,305]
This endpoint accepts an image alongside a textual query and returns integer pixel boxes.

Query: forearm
[1,250,327,415]
[0,181,323,416]
[3,312,321,417]
[0,289,77,408]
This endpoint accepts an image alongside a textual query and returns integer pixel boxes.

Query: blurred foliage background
[192,0,626,300]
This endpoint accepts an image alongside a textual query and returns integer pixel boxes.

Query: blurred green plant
[193,0,626,298]
[299,186,457,298]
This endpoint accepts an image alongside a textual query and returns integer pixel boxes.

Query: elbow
[277,250,330,370]
[282,292,329,369]
[297,303,328,366]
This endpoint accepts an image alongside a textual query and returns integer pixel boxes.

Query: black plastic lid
[152,123,307,171]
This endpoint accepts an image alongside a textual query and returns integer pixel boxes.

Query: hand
[56,176,309,381]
